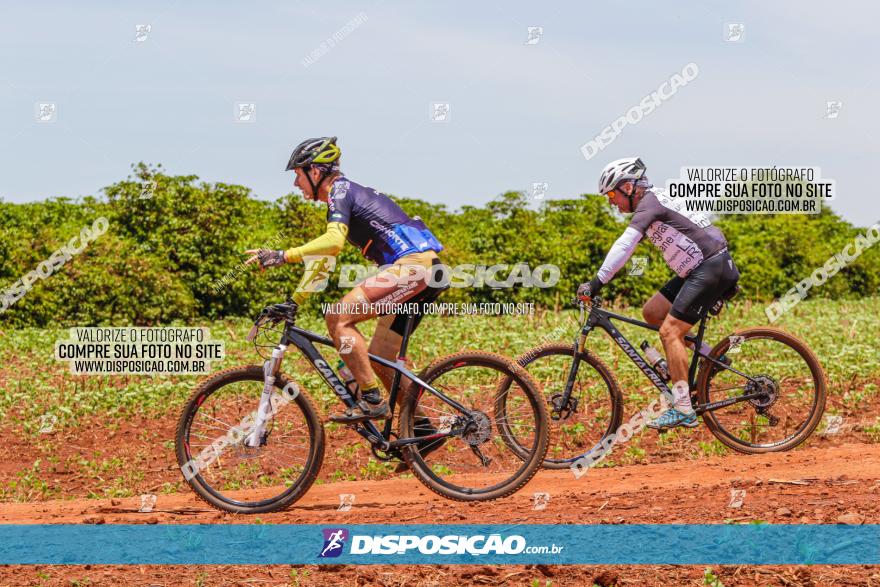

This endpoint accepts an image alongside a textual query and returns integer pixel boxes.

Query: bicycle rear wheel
[510,343,624,469]
[175,365,325,514]
[696,328,826,454]
[399,351,548,501]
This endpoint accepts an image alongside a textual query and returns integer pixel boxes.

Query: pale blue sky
[1,1,877,225]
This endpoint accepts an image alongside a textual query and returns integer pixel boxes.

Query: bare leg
[368,314,417,410]
[642,292,672,327]
[324,287,383,389]
[659,314,697,411]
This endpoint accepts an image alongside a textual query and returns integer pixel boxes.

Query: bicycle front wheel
[399,351,549,501]
[512,343,624,469]
[175,365,325,514]
[696,328,826,454]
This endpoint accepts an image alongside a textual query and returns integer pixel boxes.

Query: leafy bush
[1,164,877,326]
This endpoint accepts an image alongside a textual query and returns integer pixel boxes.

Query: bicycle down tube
[578,303,765,415]
[278,323,471,449]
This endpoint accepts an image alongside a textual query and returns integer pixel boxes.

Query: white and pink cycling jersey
[597,188,728,284]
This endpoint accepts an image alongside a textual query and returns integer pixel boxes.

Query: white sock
[671,380,693,413]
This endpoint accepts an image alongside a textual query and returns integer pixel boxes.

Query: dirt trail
[2,443,879,586]
[3,443,877,525]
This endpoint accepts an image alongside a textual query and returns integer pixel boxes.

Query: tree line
[1,163,876,327]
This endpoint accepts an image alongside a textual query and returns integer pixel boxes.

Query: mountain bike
[175,298,549,513]
[506,290,826,469]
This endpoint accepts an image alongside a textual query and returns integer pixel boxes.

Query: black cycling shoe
[329,399,389,424]
[395,416,448,472]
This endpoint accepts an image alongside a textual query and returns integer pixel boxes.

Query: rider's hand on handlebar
[244,249,287,271]
[576,281,593,303]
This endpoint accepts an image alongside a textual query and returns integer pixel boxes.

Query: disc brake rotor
[549,393,579,421]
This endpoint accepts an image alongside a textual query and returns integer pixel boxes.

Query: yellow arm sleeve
[284,222,348,263]
[287,222,348,305]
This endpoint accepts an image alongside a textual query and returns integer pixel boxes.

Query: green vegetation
[2,164,878,327]
[1,297,878,431]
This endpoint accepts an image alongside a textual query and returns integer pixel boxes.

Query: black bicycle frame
[573,303,764,414]
[275,314,468,451]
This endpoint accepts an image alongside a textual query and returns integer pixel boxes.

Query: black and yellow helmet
[285,136,341,171]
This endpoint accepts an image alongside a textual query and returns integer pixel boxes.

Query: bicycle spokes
[186,379,312,498]
[702,334,823,449]
[409,361,543,493]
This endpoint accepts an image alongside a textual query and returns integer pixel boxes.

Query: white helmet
[598,157,646,195]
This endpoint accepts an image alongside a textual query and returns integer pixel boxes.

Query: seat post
[397,313,416,360]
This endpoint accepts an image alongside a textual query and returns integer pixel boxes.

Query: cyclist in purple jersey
[325,177,443,266]
[246,137,444,425]
[577,158,740,429]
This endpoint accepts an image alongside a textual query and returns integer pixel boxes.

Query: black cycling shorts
[659,250,740,324]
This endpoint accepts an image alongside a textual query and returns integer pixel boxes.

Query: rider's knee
[325,312,343,336]
[658,319,682,343]
[642,304,664,326]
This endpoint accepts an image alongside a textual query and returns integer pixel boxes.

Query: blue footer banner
[0,524,877,565]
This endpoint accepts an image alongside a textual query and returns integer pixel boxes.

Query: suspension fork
[556,325,592,416]
[244,343,287,447]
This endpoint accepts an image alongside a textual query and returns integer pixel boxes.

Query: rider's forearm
[284,222,348,263]
[594,226,643,287]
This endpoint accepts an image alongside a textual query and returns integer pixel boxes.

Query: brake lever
[246,311,269,342]
[246,321,261,342]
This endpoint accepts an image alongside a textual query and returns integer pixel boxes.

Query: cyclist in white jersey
[577,158,740,429]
